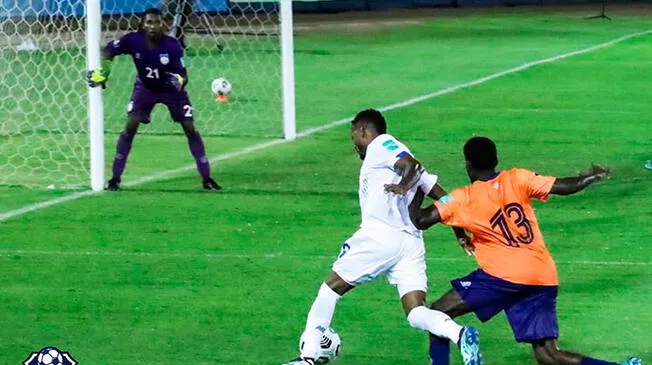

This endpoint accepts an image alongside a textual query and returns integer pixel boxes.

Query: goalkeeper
[87,8,221,191]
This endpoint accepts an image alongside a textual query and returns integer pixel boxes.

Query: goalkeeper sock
[187,131,211,181]
[112,132,135,179]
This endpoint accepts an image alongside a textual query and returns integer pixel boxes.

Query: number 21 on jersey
[145,67,159,79]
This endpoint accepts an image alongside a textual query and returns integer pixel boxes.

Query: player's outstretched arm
[425,183,447,200]
[550,164,611,196]
[426,184,474,254]
[409,189,442,230]
[384,155,424,195]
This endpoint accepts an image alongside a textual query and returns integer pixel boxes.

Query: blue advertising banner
[1,0,228,17]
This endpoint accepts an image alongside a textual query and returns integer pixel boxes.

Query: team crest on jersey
[159,53,169,65]
[23,346,77,365]
[135,52,141,59]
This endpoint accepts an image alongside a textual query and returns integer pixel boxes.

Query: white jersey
[358,134,438,237]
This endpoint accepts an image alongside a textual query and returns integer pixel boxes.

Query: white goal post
[1,0,296,191]
[86,0,105,192]
[279,0,296,141]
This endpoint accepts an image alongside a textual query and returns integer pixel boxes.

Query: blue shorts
[451,269,559,343]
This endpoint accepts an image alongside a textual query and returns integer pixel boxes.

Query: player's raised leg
[512,287,641,365]
[283,272,353,365]
[402,290,482,365]
[428,289,476,365]
[385,231,481,365]
[532,339,642,365]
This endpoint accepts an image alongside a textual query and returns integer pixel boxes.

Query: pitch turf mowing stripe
[0,29,650,223]
[0,249,648,266]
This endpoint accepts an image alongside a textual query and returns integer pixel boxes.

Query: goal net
[0,0,285,189]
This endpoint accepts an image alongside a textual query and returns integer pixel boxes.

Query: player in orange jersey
[398,137,641,365]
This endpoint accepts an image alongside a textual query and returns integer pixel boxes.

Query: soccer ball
[211,77,232,95]
[37,347,63,365]
[300,327,341,364]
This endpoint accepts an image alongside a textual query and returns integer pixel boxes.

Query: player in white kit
[282,109,483,365]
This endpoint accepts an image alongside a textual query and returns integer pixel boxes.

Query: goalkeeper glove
[167,72,186,92]
[87,68,109,88]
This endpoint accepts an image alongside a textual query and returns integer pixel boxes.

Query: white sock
[407,306,462,344]
[300,283,341,359]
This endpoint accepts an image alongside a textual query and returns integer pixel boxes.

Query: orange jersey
[435,168,558,286]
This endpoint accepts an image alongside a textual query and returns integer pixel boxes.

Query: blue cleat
[621,358,642,365]
[458,326,483,365]
[645,161,652,170]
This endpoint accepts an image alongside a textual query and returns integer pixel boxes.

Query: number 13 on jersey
[490,203,534,247]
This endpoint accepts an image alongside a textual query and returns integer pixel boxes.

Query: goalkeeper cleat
[107,177,121,191]
[203,178,222,191]
[458,326,483,365]
[282,357,314,365]
[621,358,642,365]
[645,161,652,170]
[215,94,228,102]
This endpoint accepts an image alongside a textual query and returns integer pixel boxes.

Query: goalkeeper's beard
[147,32,164,43]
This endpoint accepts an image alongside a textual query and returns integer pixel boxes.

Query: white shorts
[332,227,427,298]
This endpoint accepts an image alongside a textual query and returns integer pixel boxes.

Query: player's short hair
[464,136,498,170]
[351,109,387,135]
[139,8,164,31]
[144,8,164,17]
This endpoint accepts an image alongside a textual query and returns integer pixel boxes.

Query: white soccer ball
[211,77,232,95]
[37,347,63,365]
[300,327,341,364]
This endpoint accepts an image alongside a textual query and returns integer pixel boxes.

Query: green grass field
[1,8,651,365]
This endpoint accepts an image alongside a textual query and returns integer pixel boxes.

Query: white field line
[1,29,650,223]
[0,249,648,266]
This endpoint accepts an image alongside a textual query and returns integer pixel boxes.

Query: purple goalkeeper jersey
[104,32,187,93]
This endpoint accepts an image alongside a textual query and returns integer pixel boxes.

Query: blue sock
[581,357,619,365]
[429,334,450,365]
